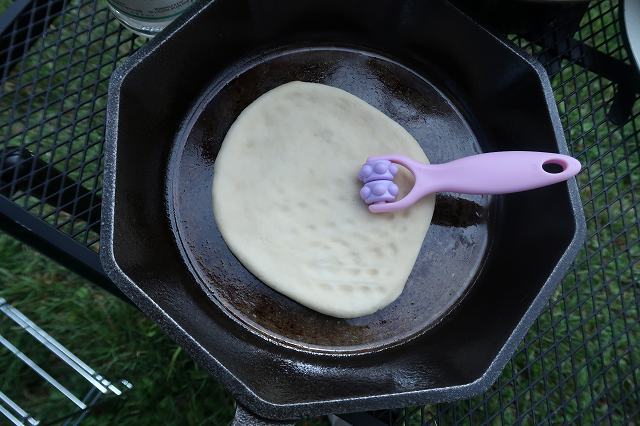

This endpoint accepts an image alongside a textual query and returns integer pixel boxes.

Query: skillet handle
[231,404,296,426]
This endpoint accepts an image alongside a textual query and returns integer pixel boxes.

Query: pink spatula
[358,152,581,213]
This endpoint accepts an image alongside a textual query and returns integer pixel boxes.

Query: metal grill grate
[0,298,131,425]
[0,0,638,424]
[0,0,142,251]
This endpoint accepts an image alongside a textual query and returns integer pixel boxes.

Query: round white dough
[213,81,435,318]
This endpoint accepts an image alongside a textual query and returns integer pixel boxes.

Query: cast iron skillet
[101,0,585,423]
[168,46,491,354]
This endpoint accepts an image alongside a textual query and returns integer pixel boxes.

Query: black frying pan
[102,0,585,423]
[168,46,491,354]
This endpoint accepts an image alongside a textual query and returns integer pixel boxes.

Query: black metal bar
[0,196,128,302]
[336,413,389,426]
[608,85,638,125]
[546,39,640,93]
[530,5,587,79]
[0,0,31,35]
[528,13,640,124]
[0,148,101,232]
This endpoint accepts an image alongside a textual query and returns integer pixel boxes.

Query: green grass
[0,0,638,424]
[0,233,238,424]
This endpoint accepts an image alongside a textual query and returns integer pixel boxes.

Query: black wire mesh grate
[0,0,638,424]
[0,0,142,250]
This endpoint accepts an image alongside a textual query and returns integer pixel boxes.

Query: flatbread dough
[213,81,435,318]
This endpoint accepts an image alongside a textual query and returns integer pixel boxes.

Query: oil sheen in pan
[168,46,493,355]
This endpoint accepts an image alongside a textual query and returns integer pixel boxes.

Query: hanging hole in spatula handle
[542,159,569,174]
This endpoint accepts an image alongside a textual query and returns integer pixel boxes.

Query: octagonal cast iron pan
[101,0,585,424]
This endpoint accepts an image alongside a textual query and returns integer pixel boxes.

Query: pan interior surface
[169,46,492,353]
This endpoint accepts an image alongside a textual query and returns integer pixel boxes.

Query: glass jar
[107,0,196,37]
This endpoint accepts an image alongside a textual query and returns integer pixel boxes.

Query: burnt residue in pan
[432,194,486,228]
[168,46,493,354]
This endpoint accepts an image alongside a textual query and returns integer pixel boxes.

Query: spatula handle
[420,151,581,195]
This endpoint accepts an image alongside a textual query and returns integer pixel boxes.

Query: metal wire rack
[0,297,131,425]
[0,0,638,424]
